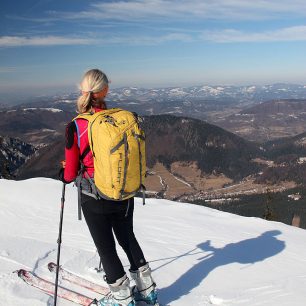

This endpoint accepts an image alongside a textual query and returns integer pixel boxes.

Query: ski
[47,263,162,306]
[48,262,110,295]
[16,269,98,305]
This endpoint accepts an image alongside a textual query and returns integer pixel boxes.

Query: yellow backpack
[75,108,146,202]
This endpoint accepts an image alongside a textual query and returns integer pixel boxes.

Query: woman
[59,69,158,306]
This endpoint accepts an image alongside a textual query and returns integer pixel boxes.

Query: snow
[169,88,187,96]
[170,173,192,188]
[198,86,224,95]
[1,178,306,305]
[43,108,63,113]
[22,108,63,113]
[57,100,75,104]
[245,86,256,93]
[23,108,38,111]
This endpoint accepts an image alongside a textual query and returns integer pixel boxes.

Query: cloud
[0,67,16,73]
[105,33,193,45]
[201,25,306,43]
[53,0,306,22]
[0,32,192,48]
[0,36,95,47]
[3,25,305,48]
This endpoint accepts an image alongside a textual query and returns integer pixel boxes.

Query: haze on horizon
[1,0,306,103]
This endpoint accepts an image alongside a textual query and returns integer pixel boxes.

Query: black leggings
[81,194,147,283]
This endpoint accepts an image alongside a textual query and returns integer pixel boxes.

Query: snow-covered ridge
[22,107,63,113]
[0,178,306,305]
[3,83,306,111]
[2,107,64,113]
[101,83,306,104]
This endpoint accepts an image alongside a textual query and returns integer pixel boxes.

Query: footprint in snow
[0,250,9,257]
[209,295,224,305]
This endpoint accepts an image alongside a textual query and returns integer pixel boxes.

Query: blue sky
[1,0,306,101]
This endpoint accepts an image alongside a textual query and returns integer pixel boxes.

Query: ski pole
[54,182,66,306]
[96,257,103,273]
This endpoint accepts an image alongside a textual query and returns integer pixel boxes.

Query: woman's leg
[111,200,157,303]
[111,199,147,271]
[81,195,126,283]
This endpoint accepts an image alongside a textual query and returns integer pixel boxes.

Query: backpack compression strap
[75,144,92,222]
[80,145,91,161]
[74,117,95,221]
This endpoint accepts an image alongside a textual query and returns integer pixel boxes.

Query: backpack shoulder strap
[73,113,92,158]
[73,113,92,148]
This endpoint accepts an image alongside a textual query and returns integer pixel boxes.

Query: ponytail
[77,69,109,114]
[77,92,93,114]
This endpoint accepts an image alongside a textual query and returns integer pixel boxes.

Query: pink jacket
[64,108,103,182]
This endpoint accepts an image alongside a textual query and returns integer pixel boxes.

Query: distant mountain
[4,83,306,107]
[3,83,306,124]
[0,136,36,178]
[255,132,306,185]
[16,139,64,180]
[0,108,74,145]
[2,84,306,144]
[108,83,306,103]
[241,99,306,115]
[217,99,306,142]
[264,131,306,158]
[143,115,262,180]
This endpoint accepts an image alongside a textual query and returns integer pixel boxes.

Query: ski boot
[130,264,159,305]
[98,274,135,306]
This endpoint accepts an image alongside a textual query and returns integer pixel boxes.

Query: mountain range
[5,83,306,122]
[2,83,306,227]
[2,85,306,188]
[5,83,306,142]
[217,99,306,142]
[9,83,306,107]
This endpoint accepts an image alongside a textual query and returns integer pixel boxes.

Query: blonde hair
[77,69,109,113]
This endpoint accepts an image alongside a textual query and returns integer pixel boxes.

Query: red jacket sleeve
[64,122,80,182]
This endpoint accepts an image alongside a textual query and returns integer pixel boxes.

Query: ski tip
[18,269,25,277]
[47,262,56,272]
[14,269,28,278]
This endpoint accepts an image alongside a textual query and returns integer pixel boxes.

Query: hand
[59,160,67,183]
[60,160,66,168]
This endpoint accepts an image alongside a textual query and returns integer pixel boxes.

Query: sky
[1,0,306,101]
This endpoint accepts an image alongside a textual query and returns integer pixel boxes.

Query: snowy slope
[1,178,306,306]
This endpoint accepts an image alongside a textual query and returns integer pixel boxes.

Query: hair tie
[81,86,108,99]
[81,90,93,96]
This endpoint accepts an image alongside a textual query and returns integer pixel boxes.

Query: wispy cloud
[2,26,305,48]
[0,67,17,73]
[7,1,306,47]
[52,0,306,22]
[201,25,306,43]
[0,36,95,47]
[0,32,192,48]
[105,33,193,45]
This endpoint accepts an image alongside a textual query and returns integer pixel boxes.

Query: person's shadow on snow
[158,230,285,304]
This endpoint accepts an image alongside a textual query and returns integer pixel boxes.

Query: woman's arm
[63,122,80,183]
